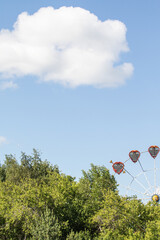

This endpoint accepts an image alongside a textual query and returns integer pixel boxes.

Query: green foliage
[30,207,61,240]
[0,149,58,184]
[20,149,58,180]
[3,154,19,182]
[0,163,6,182]
[66,230,92,240]
[1,150,160,239]
[77,164,117,231]
[93,190,160,240]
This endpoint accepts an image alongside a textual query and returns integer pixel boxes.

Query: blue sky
[0,0,160,198]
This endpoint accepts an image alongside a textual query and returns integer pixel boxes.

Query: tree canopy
[0,150,160,239]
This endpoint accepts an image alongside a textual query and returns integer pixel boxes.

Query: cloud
[0,136,7,145]
[0,6,133,88]
[0,81,18,90]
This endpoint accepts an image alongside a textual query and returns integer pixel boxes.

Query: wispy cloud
[0,7,133,88]
[0,136,7,145]
[0,81,18,90]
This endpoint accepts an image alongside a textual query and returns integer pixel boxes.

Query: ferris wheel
[111,146,160,203]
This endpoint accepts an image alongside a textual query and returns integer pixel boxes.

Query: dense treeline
[0,150,160,239]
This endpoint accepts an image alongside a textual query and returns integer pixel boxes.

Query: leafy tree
[30,207,61,240]
[0,169,78,239]
[0,149,59,184]
[0,179,43,239]
[20,149,58,180]
[2,154,19,183]
[3,150,160,239]
[66,230,92,240]
[92,190,159,239]
[0,163,6,182]
[77,164,117,231]
[44,171,80,237]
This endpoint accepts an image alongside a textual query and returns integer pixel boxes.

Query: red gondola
[148,146,159,159]
[112,162,124,174]
[129,150,140,163]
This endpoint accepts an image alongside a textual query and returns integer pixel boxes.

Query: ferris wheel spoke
[141,151,148,154]
[143,185,154,195]
[128,181,152,196]
[124,169,153,195]
[139,197,151,200]
[134,178,153,195]
[122,185,151,197]
[154,158,156,193]
[138,160,152,189]
[124,158,130,163]
[112,146,160,203]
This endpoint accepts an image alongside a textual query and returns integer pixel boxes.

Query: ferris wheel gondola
[111,146,160,203]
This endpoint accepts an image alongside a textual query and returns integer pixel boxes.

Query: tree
[4,151,160,239]
[30,207,61,240]
[66,230,92,240]
[0,149,59,184]
[92,190,160,239]
[76,164,117,232]
[2,154,19,183]
[0,163,6,182]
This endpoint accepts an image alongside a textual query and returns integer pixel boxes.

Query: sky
[0,0,160,199]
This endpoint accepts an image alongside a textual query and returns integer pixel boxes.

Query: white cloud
[0,6,133,88]
[0,136,7,145]
[0,81,18,90]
